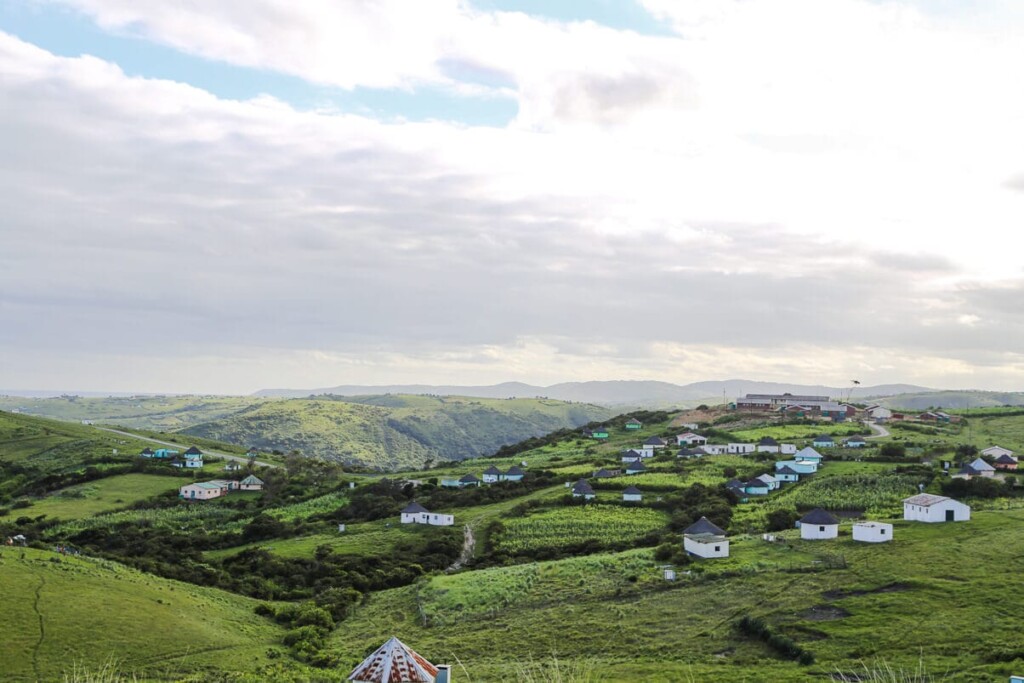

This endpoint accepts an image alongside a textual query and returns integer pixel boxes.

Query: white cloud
[5,0,1024,392]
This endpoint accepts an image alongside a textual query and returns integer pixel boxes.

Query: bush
[766,508,799,532]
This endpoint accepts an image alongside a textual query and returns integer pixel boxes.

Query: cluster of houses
[734,393,853,421]
[140,446,204,469]
[681,493,972,560]
[179,474,264,500]
[441,465,525,488]
[954,446,1019,477]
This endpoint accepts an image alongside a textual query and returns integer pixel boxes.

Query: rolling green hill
[0,548,285,681]
[179,395,612,470]
[876,390,1024,411]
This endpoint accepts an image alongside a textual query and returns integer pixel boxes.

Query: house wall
[240,483,262,491]
[853,524,892,542]
[780,444,797,454]
[623,493,642,502]
[684,537,729,558]
[904,500,971,522]
[728,443,755,454]
[800,523,838,540]
[756,445,780,454]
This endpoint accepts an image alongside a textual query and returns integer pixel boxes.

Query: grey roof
[903,494,951,507]
[957,465,978,476]
[239,474,264,485]
[677,448,698,456]
[775,465,800,475]
[183,446,202,455]
[594,468,614,478]
[968,457,995,472]
[483,466,503,475]
[401,501,429,514]
[800,508,839,525]
[626,461,647,471]
[994,454,1018,464]
[572,479,595,494]
[626,418,642,425]
[684,516,726,536]
[846,435,866,442]
[725,478,745,488]
[622,485,642,495]
[758,436,779,445]
[644,436,667,446]
[815,434,835,441]
[505,466,525,475]
[459,474,481,483]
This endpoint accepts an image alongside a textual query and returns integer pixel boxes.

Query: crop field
[46,503,241,538]
[680,455,762,485]
[591,472,688,489]
[16,473,183,521]
[264,492,348,521]
[491,504,667,555]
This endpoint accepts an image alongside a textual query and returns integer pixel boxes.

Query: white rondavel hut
[400,502,454,526]
[683,516,729,558]
[799,508,839,540]
[903,494,970,522]
[622,485,642,502]
[853,521,893,543]
[348,636,451,683]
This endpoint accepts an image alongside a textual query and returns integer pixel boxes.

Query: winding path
[31,572,45,681]
[864,421,890,439]
[446,524,476,572]
[95,427,279,468]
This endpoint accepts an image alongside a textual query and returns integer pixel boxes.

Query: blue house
[502,466,525,482]
[775,465,800,482]
[812,435,835,448]
[153,448,178,459]
[794,446,824,463]
[845,435,867,448]
[776,459,818,475]
[743,478,770,496]
[182,446,204,469]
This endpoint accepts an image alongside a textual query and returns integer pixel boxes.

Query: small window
[880,529,886,535]
[819,526,825,532]
[714,546,720,552]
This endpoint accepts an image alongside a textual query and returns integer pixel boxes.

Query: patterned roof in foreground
[348,636,438,683]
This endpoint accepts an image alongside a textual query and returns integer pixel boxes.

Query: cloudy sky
[2,0,1024,394]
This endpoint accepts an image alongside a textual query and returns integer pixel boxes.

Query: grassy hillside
[0,548,286,681]
[878,390,1024,411]
[180,395,612,470]
[329,511,1024,681]
[0,395,272,431]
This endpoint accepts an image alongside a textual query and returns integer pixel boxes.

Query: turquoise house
[590,426,610,439]
[775,459,818,475]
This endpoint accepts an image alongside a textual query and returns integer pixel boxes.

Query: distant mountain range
[253,380,933,407]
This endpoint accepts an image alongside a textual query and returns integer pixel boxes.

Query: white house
[239,474,264,491]
[182,446,204,468]
[756,437,780,454]
[676,447,705,459]
[572,479,596,499]
[853,521,893,543]
[644,436,668,449]
[678,422,699,430]
[676,432,708,446]
[179,481,228,500]
[982,446,1014,459]
[223,462,243,472]
[967,457,996,477]
[621,449,643,463]
[626,460,647,475]
[799,508,839,539]
[683,517,729,558]
[780,443,797,455]
[622,485,642,502]
[701,444,728,455]
[903,494,971,522]
[867,406,893,421]
[845,436,867,448]
[727,443,756,454]
[502,466,525,482]
[638,446,656,458]
[482,466,503,483]
[400,502,454,526]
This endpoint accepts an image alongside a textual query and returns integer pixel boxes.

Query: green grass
[205,520,437,560]
[329,509,1024,681]
[492,505,667,555]
[0,548,285,681]
[18,474,184,521]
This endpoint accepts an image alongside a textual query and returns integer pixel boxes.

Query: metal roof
[348,636,439,683]
[401,502,429,514]
[903,494,951,507]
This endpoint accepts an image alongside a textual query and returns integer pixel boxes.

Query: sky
[2,0,1024,394]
